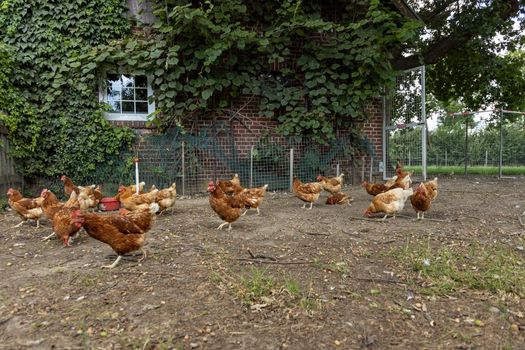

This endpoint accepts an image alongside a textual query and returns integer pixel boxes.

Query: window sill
[105,113,149,121]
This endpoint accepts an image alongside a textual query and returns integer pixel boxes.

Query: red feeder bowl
[99,197,120,211]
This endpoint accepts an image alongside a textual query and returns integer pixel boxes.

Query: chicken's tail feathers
[263,184,268,190]
[149,202,160,214]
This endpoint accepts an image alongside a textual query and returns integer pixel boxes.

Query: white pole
[445,150,448,167]
[361,156,365,182]
[485,150,488,167]
[499,109,503,178]
[289,148,294,191]
[181,141,185,196]
[369,157,373,182]
[134,157,140,194]
[250,145,254,188]
[421,65,427,181]
[336,163,340,177]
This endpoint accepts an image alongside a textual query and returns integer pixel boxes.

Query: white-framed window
[100,73,155,121]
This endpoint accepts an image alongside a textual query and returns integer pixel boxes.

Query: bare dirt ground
[0,176,524,350]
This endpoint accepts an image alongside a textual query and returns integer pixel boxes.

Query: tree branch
[393,0,520,70]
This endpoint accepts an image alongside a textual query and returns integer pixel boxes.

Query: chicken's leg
[36,219,40,229]
[217,222,229,230]
[256,207,260,215]
[381,214,389,221]
[42,232,56,241]
[12,221,25,228]
[421,212,425,219]
[241,209,248,216]
[416,212,420,220]
[308,202,313,210]
[138,248,147,262]
[102,255,122,269]
[301,203,306,209]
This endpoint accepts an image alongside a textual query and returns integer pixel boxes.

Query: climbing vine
[1,0,420,180]
[83,0,420,142]
[0,0,135,180]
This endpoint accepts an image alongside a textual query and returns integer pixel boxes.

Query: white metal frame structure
[383,65,427,181]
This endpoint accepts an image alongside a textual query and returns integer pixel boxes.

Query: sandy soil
[0,176,524,349]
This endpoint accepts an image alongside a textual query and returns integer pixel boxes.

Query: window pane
[122,101,135,113]
[108,101,121,113]
[122,88,134,100]
[108,78,122,92]
[122,75,134,88]
[107,89,121,101]
[136,102,148,113]
[135,88,148,100]
[135,75,147,87]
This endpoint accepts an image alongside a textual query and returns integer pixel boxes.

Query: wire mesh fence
[385,125,424,179]
[425,111,525,177]
[383,66,426,180]
[18,126,371,199]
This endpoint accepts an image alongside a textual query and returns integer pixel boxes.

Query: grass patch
[313,260,350,274]
[239,267,276,302]
[405,165,525,176]
[210,266,318,309]
[0,197,8,210]
[391,243,525,296]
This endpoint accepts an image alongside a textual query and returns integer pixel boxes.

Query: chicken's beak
[363,210,370,217]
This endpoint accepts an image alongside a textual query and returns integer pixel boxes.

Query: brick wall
[115,96,385,186]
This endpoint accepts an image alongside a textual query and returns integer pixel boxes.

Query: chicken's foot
[12,221,25,228]
[256,207,261,215]
[381,214,389,221]
[301,203,306,209]
[308,202,313,210]
[138,248,147,263]
[36,219,40,228]
[217,222,230,230]
[241,209,248,216]
[102,255,122,269]
[42,232,56,241]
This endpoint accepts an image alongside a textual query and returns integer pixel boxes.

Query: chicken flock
[6,161,438,269]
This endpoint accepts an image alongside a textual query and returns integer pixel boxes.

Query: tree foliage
[0,0,135,180]
[398,0,525,112]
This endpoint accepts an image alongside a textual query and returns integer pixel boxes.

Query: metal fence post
[181,141,185,196]
[250,145,254,188]
[499,109,503,179]
[445,150,448,167]
[464,117,469,175]
[369,157,373,182]
[336,163,340,177]
[289,148,294,191]
[421,65,427,181]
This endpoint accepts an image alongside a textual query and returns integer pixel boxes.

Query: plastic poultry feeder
[99,197,120,211]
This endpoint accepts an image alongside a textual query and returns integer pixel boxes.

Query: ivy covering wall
[0,0,135,180]
[0,0,420,179]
